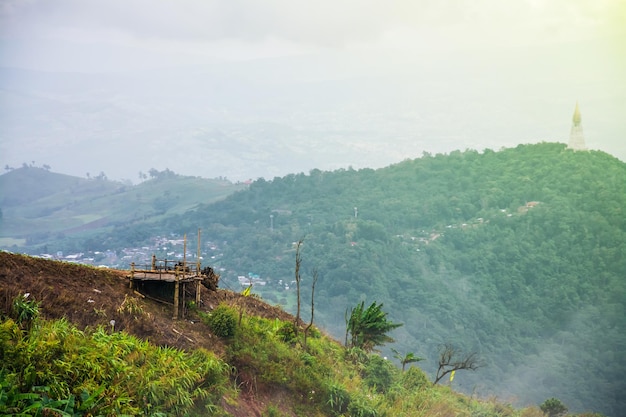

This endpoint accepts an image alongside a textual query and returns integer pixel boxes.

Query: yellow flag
[242,285,252,297]
[450,370,456,382]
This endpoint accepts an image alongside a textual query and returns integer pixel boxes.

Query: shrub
[363,355,396,393]
[12,294,39,330]
[540,398,568,417]
[263,404,284,417]
[347,392,381,417]
[205,304,238,338]
[277,321,298,343]
[326,382,350,415]
[116,294,144,316]
[400,366,430,391]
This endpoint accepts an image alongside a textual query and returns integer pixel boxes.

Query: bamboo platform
[129,269,201,283]
[128,254,203,320]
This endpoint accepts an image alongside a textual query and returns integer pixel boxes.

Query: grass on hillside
[0,295,563,417]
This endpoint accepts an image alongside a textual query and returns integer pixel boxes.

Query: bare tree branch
[434,343,484,384]
[294,239,304,333]
[304,268,318,349]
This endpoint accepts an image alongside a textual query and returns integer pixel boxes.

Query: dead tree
[294,239,303,333]
[303,268,318,350]
[434,343,484,384]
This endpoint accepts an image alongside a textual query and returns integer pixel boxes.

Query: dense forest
[3,142,625,415]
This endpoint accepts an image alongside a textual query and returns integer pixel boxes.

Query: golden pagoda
[567,102,587,151]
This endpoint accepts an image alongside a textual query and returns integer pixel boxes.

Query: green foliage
[277,320,298,343]
[11,294,39,330]
[262,404,284,417]
[0,279,599,417]
[399,366,430,391]
[203,304,238,338]
[227,315,329,399]
[392,348,425,372]
[0,316,229,416]
[540,398,568,417]
[326,382,350,415]
[363,355,397,393]
[344,346,370,367]
[346,392,383,417]
[346,301,402,352]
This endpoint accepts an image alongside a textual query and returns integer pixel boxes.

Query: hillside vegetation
[0,251,562,417]
[125,143,625,415]
[1,142,624,415]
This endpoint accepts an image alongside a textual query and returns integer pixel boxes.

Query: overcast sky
[0,1,624,181]
[1,0,624,71]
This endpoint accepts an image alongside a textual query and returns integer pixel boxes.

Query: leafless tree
[294,239,303,333]
[303,268,318,349]
[434,343,484,384]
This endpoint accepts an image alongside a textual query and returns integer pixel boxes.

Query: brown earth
[0,251,306,417]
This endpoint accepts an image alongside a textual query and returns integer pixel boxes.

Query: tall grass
[0,314,230,416]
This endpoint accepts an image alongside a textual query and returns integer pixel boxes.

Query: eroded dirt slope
[0,251,297,351]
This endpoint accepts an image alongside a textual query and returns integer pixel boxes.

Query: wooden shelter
[128,232,208,319]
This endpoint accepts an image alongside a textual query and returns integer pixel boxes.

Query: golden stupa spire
[568,102,587,151]
[572,101,582,126]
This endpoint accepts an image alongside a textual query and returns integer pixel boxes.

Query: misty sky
[1,0,625,181]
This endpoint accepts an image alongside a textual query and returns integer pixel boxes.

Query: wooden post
[130,262,135,289]
[197,228,201,275]
[196,228,202,305]
[173,266,180,320]
[182,282,186,319]
[183,233,187,273]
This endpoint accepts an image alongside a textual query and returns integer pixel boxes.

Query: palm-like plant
[346,301,402,352]
[391,348,424,372]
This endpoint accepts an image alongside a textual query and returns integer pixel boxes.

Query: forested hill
[154,142,625,416]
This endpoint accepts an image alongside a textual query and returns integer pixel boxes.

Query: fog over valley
[1,1,624,182]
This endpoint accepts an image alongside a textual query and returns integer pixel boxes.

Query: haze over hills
[1,34,624,183]
[1,142,624,415]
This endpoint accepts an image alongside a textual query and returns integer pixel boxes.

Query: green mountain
[2,142,624,415]
[0,166,246,249]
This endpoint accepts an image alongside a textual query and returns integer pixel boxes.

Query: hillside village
[28,201,541,294]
